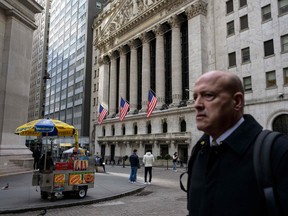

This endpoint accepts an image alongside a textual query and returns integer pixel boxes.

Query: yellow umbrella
[15,118,79,147]
[15,118,79,171]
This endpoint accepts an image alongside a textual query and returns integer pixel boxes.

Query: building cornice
[0,0,43,30]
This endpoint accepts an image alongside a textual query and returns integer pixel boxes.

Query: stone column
[154,24,165,109]
[109,52,117,117]
[169,16,182,107]
[140,33,151,113]
[118,46,127,110]
[185,0,208,104]
[98,56,110,106]
[128,40,138,114]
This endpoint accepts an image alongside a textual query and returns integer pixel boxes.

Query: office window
[227,20,235,36]
[241,47,250,63]
[243,76,252,91]
[240,15,248,30]
[239,0,247,7]
[262,5,271,22]
[281,34,288,53]
[264,39,274,56]
[228,52,236,67]
[226,0,234,14]
[278,0,288,15]
[266,71,276,88]
[284,68,288,85]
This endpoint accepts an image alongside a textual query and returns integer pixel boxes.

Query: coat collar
[196,114,263,156]
[222,114,262,155]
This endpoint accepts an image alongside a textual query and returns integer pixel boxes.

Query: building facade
[92,0,288,163]
[45,0,106,148]
[0,0,42,157]
[28,0,51,122]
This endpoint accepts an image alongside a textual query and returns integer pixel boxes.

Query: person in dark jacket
[38,151,54,172]
[186,70,288,216]
[32,146,41,170]
[129,149,139,183]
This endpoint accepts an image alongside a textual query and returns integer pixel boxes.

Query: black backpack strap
[180,141,204,193]
[253,130,282,216]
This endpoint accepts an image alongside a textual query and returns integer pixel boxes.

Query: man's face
[193,75,237,138]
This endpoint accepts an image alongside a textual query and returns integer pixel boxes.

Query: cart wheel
[77,187,87,199]
[41,191,48,199]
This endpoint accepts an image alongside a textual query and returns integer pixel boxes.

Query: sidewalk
[0,166,145,214]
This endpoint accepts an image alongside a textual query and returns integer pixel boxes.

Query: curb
[0,186,145,214]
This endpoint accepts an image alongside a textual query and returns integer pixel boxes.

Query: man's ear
[233,92,244,111]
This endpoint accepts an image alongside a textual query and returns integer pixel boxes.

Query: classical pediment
[94,0,207,49]
[95,0,160,47]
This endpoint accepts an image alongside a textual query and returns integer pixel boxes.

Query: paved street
[0,165,188,216]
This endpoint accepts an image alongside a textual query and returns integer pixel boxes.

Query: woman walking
[143,151,155,184]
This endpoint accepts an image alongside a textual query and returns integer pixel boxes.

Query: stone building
[91,0,288,163]
[0,0,42,158]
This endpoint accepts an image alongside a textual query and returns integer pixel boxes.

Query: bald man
[186,71,288,216]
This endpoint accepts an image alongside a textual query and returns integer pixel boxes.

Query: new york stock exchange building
[90,0,288,164]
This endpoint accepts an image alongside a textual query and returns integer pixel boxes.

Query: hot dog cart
[32,148,94,200]
[15,119,94,200]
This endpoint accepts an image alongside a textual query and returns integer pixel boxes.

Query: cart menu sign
[68,172,94,185]
[54,174,65,191]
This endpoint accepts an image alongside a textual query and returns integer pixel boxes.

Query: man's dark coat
[187,114,288,216]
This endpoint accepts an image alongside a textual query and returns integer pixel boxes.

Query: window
[283,67,288,85]
[226,0,234,14]
[239,0,247,8]
[264,39,274,56]
[147,123,151,134]
[112,125,115,136]
[122,125,125,135]
[227,21,235,36]
[240,15,248,30]
[180,119,186,132]
[102,127,105,137]
[163,122,167,133]
[266,71,276,88]
[262,5,271,22]
[243,76,252,91]
[281,34,288,53]
[278,0,288,15]
[228,52,236,67]
[241,47,250,63]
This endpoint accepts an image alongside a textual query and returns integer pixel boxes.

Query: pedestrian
[95,153,106,173]
[32,146,41,170]
[38,151,54,172]
[185,70,288,216]
[172,152,178,172]
[129,149,139,183]
[143,151,155,184]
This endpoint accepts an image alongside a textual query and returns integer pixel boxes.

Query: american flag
[147,90,157,118]
[98,104,108,125]
[120,98,129,121]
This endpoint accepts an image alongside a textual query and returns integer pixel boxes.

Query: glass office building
[45,0,105,146]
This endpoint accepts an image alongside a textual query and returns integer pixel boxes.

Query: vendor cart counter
[32,170,95,200]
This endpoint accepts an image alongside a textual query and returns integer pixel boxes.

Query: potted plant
[164,154,172,170]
